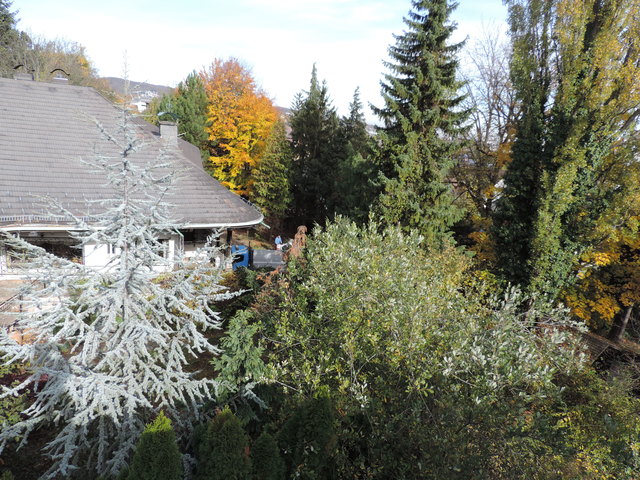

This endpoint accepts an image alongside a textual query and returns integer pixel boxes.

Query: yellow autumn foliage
[201,58,277,197]
[565,217,640,330]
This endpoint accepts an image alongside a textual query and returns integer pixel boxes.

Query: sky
[14,0,508,120]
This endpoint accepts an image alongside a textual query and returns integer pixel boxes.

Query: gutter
[0,216,264,233]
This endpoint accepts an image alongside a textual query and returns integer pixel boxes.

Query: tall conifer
[289,65,343,226]
[335,88,375,222]
[373,0,468,249]
[252,119,293,225]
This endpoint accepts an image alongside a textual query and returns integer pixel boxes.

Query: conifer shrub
[278,391,337,480]
[127,412,182,480]
[251,432,284,480]
[195,407,251,480]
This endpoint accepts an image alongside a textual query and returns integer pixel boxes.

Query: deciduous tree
[202,58,278,197]
[454,30,518,223]
[493,0,640,299]
[255,218,588,478]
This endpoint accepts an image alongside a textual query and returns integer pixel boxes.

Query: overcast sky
[14,0,508,120]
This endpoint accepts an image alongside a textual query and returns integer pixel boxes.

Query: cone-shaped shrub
[278,392,336,479]
[251,432,284,480]
[195,407,251,480]
[127,412,182,480]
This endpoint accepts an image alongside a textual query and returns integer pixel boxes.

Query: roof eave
[0,214,264,232]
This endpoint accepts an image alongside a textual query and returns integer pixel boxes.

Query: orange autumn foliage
[201,58,278,197]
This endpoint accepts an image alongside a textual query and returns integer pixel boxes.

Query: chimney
[159,121,178,146]
[14,72,34,81]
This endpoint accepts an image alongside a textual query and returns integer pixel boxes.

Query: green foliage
[289,65,344,226]
[252,119,293,224]
[493,0,640,300]
[151,72,209,161]
[373,0,469,249]
[254,217,589,478]
[278,392,337,480]
[0,363,25,429]
[251,432,284,480]
[216,268,262,319]
[127,412,182,480]
[213,310,267,403]
[289,70,376,226]
[0,0,22,77]
[195,407,251,480]
[554,368,640,479]
[333,88,376,223]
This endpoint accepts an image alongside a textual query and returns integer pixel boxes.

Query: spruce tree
[373,0,468,249]
[290,65,343,226]
[334,88,376,223]
[341,88,370,159]
[127,412,182,480]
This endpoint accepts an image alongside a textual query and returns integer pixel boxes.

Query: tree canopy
[202,58,278,197]
[493,0,640,300]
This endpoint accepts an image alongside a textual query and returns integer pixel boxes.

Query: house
[0,75,263,276]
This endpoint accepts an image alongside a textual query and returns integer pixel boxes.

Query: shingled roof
[0,77,263,230]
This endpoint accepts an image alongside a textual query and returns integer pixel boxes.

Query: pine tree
[252,119,292,225]
[0,106,232,478]
[373,0,468,249]
[127,412,182,480]
[290,65,344,226]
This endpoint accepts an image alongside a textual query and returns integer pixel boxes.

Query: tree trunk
[608,305,633,343]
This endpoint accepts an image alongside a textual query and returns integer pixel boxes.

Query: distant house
[0,76,263,276]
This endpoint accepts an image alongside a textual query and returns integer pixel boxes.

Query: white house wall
[83,236,178,272]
